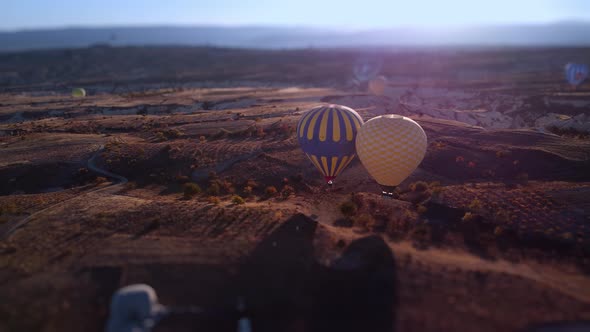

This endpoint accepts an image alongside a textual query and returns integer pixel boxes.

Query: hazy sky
[3,0,590,31]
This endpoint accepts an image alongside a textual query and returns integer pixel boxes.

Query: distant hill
[1,23,590,52]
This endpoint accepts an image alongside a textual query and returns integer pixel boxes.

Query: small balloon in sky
[565,63,589,87]
[353,55,383,82]
[368,76,387,96]
[71,88,86,97]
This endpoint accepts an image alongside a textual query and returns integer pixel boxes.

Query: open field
[1,46,590,332]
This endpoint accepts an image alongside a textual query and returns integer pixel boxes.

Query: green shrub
[232,195,245,205]
[340,201,357,217]
[208,196,221,205]
[468,199,482,211]
[0,202,19,215]
[155,132,167,141]
[281,185,295,199]
[265,186,278,197]
[416,205,428,215]
[462,212,477,222]
[353,213,376,229]
[176,175,190,184]
[207,183,221,196]
[95,177,108,184]
[183,182,201,198]
[242,186,253,197]
[409,181,429,192]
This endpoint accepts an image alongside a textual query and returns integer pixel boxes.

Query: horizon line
[2,19,590,33]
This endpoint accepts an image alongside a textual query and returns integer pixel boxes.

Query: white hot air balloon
[356,115,427,196]
[71,88,86,97]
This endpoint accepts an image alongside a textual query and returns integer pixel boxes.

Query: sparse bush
[183,182,201,198]
[462,212,477,223]
[208,196,221,205]
[433,141,447,149]
[561,232,574,241]
[199,136,206,143]
[245,179,258,189]
[155,132,167,141]
[242,186,253,197]
[494,209,510,223]
[408,190,431,205]
[0,202,19,215]
[265,186,278,197]
[123,181,137,191]
[165,129,183,139]
[256,127,265,137]
[95,177,108,184]
[176,175,190,184]
[278,123,295,137]
[280,185,295,199]
[221,179,235,194]
[416,205,428,215]
[546,126,590,139]
[468,199,482,211]
[409,181,429,192]
[207,183,221,196]
[232,195,245,205]
[496,150,511,158]
[353,213,376,229]
[431,186,444,199]
[340,201,357,217]
[494,226,504,237]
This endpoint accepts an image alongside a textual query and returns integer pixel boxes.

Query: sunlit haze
[3,0,590,31]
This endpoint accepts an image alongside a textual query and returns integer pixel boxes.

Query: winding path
[0,144,128,240]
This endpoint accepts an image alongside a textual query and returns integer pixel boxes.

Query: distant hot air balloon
[355,115,427,196]
[565,63,589,87]
[353,55,383,83]
[297,105,364,184]
[72,88,86,97]
[368,76,387,96]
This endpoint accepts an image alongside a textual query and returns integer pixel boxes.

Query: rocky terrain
[0,46,589,332]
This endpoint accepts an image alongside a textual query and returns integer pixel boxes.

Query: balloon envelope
[72,88,86,97]
[356,115,427,187]
[353,56,383,82]
[565,63,589,87]
[297,105,364,183]
[368,76,387,96]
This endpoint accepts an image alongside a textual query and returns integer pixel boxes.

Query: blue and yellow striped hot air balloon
[297,104,364,184]
[565,63,589,87]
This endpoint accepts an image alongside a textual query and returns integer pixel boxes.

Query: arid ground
[1,46,590,331]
